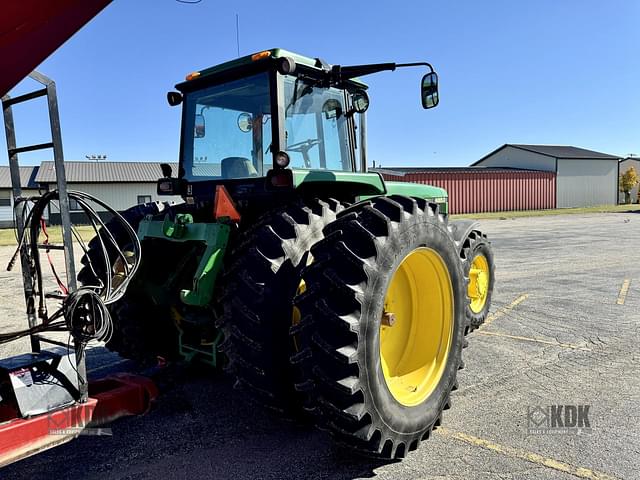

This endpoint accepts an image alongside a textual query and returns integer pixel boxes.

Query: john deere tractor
[79,49,494,458]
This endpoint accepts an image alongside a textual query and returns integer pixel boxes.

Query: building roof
[473,144,621,165]
[35,161,178,183]
[0,166,39,189]
[376,166,543,173]
[372,166,544,176]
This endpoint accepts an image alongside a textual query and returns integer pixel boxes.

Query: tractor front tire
[218,198,343,414]
[77,201,180,363]
[292,196,469,458]
[462,231,495,330]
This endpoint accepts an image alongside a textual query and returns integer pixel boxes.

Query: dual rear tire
[290,196,470,458]
[217,198,343,413]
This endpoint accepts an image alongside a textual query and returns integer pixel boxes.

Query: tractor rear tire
[77,201,180,363]
[462,231,495,330]
[218,198,343,414]
[292,196,469,458]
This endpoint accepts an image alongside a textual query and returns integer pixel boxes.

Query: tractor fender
[448,219,481,253]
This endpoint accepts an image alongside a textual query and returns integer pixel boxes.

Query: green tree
[619,167,639,204]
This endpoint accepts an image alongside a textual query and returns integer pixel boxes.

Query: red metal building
[376,167,556,215]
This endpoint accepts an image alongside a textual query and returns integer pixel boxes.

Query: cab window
[283,76,352,171]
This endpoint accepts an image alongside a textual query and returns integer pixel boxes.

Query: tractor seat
[221,157,258,179]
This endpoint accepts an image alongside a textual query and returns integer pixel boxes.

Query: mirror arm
[330,63,395,84]
[395,62,435,73]
[330,61,434,85]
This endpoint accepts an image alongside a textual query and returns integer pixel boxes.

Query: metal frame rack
[1,71,87,401]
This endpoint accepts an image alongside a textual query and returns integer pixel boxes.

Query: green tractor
[79,49,494,458]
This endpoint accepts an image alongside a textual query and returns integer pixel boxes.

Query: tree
[619,167,639,204]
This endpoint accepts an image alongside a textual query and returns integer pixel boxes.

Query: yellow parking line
[437,428,618,480]
[482,293,529,328]
[87,358,129,374]
[476,331,591,351]
[616,279,630,305]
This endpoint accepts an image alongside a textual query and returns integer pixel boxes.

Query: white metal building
[472,144,620,208]
[0,166,43,228]
[619,157,640,204]
[35,161,182,224]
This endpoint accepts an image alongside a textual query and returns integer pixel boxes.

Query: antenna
[235,14,240,57]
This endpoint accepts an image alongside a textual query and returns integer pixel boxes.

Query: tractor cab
[159,49,439,206]
[181,58,360,179]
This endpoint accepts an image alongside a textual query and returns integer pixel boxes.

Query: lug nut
[381,312,396,327]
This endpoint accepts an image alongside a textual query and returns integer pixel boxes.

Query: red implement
[0,0,112,97]
[0,373,157,468]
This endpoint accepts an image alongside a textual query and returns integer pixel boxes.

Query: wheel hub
[468,253,490,313]
[380,247,454,407]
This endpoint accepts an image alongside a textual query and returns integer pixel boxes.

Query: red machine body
[0,0,112,97]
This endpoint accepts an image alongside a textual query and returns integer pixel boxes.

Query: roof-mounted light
[185,71,201,81]
[251,50,271,61]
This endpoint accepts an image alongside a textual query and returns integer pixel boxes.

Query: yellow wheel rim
[380,247,454,407]
[291,278,305,352]
[292,254,313,352]
[468,253,489,314]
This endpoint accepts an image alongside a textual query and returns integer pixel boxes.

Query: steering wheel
[286,138,321,152]
[286,138,322,168]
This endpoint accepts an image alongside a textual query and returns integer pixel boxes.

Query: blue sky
[2,0,638,168]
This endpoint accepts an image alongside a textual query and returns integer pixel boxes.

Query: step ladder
[1,71,87,400]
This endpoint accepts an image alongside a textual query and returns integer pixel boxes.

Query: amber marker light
[251,50,271,61]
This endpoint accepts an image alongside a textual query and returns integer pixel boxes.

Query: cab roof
[180,48,367,89]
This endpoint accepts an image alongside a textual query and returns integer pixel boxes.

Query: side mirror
[167,91,183,106]
[352,89,370,114]
[237,113,253,132]
[421,72,439,109]
[195,113,205,138]
[322,99,343,119]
